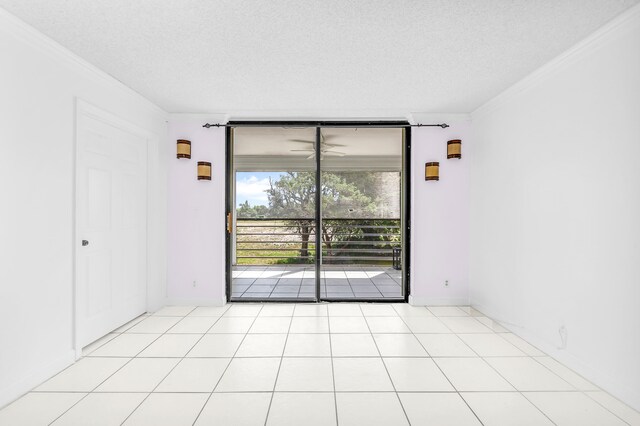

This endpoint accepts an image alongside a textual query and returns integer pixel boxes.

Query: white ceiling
[2,0,638,116]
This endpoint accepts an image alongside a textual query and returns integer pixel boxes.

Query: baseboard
[471,303,640,412]
[0,349,76,410]
[409,295,470,306]
[162,297,227,308]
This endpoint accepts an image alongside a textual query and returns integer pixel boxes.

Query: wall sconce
[176,139,191,159]
[197,161,211,180]
[425,162,439,181]
[447,139,462,159]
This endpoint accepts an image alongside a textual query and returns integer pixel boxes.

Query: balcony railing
[235,217,401,265]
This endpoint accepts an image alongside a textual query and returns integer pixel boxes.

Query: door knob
[82,240,89,246]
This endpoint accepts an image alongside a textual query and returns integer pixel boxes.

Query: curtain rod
[202,122,449,129]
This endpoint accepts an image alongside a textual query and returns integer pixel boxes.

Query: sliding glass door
[319,128,404,300]
[227,124,407,302]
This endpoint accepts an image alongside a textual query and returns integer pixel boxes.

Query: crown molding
[168,113,229,124]
[408,113,471,125]
[0,6,166,118]
[472,2,640,119]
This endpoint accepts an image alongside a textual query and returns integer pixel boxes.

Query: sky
[236,172,284,207]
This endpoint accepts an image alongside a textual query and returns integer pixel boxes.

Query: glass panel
[320,128,404,300]
[231,127,317,301]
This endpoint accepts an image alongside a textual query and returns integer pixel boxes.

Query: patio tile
[245,285,276,293]
[271,285,300,293]
[254,278,278,285]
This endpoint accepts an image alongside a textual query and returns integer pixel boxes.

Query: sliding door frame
[225,120,410,303]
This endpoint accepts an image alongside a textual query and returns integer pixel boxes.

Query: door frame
[73,99,154,357]
[225,120,411,303]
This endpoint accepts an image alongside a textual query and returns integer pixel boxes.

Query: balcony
[232,217,403,300]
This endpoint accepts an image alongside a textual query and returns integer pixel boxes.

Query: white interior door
[76,105,148,348]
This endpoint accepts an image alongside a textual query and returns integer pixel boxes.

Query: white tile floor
[1,304,639,425]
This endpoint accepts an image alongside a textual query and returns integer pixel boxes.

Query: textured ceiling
[2,0,638,115]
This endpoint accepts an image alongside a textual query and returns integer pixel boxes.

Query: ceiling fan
[289,135,346,159]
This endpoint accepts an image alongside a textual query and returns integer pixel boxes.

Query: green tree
[237,201,270,218]
[265,172,378,260]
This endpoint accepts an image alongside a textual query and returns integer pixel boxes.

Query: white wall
[164,118,472,307]
[410,122,470,305]
[167,115,227,306]
[470,6,640,410]
[0,9,167,408]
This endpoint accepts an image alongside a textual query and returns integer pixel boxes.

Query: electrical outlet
[192,280,196,288]
[558,326,568,349]
[445,280,449,287]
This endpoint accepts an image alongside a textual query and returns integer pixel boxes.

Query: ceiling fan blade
[290,149,314,152]
[322,143,346,148]
[306,153,315,159]
[289,139,315,144]
[323,152,346,157]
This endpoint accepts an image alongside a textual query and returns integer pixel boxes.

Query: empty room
[0,1,639,425]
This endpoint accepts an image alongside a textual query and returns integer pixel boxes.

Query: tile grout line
[191,303,265,426]
[524,355,632,424]
[15,303,637,425]
[358,304,412,426]
[327,309,340,426]
[393,305,487,426]
[46,307,201,425]
[429,309,560,426]
[113,306,221,425]
[262,305,296,426]
[116,305,236,425]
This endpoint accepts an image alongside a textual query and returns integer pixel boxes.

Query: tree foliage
[236,171,400,264]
